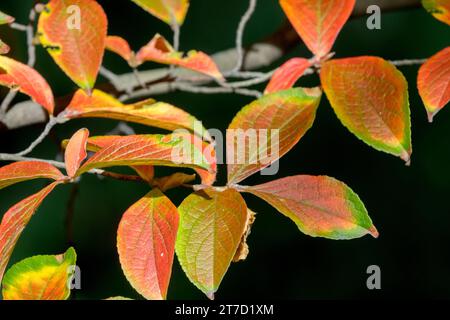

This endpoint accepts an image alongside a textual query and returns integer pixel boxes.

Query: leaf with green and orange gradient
[265,58,311,94]
[0,39,10,54]
[227,87,321,185]
[422,0,450,25]
[279,0,355,58]
[105,36,135,65]
[117,189,178,300]
[418,47,450,122]
[65,128,89,178]
[320,56,412,164]
[135,34,223,80]
[0,161,65,191]
[76,134,210,176]
[176,188,247,299]
[64,89,211,141]
[244,175,378,240]
[130,0,189,25]
[0,182,61,283]
[1,247,76,300]
[0,55,54,114]
[0,11,14,25]
[37,0,107,91]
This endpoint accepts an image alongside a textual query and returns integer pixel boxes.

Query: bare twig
[390,58,427,66]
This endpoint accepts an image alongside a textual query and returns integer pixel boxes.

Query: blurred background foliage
[1,0,450,299]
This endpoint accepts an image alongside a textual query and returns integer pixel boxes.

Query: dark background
[1,0,450,299]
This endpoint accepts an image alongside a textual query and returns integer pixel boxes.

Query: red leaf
[0,55,54,114]
[105,36,135,64]
[417,46,450,122]
[0,39,10,55]
[0,161,65,190]
[117,189,179,300]
[0,182,61,283]
[64,128,89,178]
[279,0,355,58]
[135,34,223,80]
[265,58,311,94]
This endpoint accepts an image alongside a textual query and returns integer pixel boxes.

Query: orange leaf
[279,0,355,58]
[422,0,450,25]
[135,34,223,80]
[117,189,179,300]
[0,182,61,283]
[64,128,89,178]
[320,56,412,163]
[417,46,450,122]
[152,172,196,192]
[105,35,135,64]
[130,0,189,26]
[0,55,54,114]
[0,161,65,190]
[227,87,321,184]
[37,0,107,91]
[0,39,10,54]
[265,58,311,94]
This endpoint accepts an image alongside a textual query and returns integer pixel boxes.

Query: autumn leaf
[0,161,65,190]
[279,0,355,58]
[2,248,77,300]
[37,0,107,91]
[0,55,55,114]
[105,35,135,65]
[0,182,61,283]
[265,58,311,94]
[320,56,412,164]
[152,172,196,192]
[422,0,450,25]
[0,39,10,54]
[417,47,450,122]
[176,188,248,299]
[117,189,179,300]
[105,296,133,300]
[65,128,89,178]
[227,87,322,184]
[135,34,223,80]
[64,89,211,141]
[130,0,189,25]
[0,11,14,25]
[77,134,211,176]
[243,175,378,240]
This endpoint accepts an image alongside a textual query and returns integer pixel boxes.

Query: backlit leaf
[152,172,196,192]
[0,161,65,190]
[0,182,61,283]
[77,134,210,175]
[117,189,179,300]
[417,46,450,122]
[227,87,322,184]
[244,175,378,240]
[0,11,14,25]
[64,128,89,178]
[0,39,10,54]
[422,0,450,25]
[279,0,355,58]
[0,55,54,114]
[135,34,223,80]
[265,58,311,94]
[105,35,135,64]
[130,0,189,25]
[2,248,77,300]
[320,56,412,163]
[37,0,107,91]
[176,188,248,298]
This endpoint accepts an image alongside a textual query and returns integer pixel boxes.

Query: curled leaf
[2,248,77,300]
[130,0,189,26]
[64,128,89,178]
[265,58,311,94]
[152,172,196,192]
[422,0,450,25]
[232,208,256,262]
[105,35,135,64]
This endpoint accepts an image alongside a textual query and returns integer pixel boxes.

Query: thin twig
[390,58,427,66]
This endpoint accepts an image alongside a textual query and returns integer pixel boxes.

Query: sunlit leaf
[0,182,61,283]
[0,55,54,114]
[227,87,322,184]
[105,35,135,65]
[135,34,223,80]
[0,161,65,190]
[77,134,210,175]
[0,39,10,54]
[176,188,248,299]
[417,46,450,122]
[130,0,189,25]
[320,56,412,164]
[265,58,311,94]
[422,0,450,25]
[244,175,378,240]
[132,165,155,182]
[152,172,196,192]
[37,0,107,91]
[2,248,76,300]
[64,89,211,141]
[0,11,14,25]
[117,189,179,300]
[64,128,89,178]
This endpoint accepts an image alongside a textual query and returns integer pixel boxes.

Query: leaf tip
[369,225,379,238]
[206,291,215,300]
